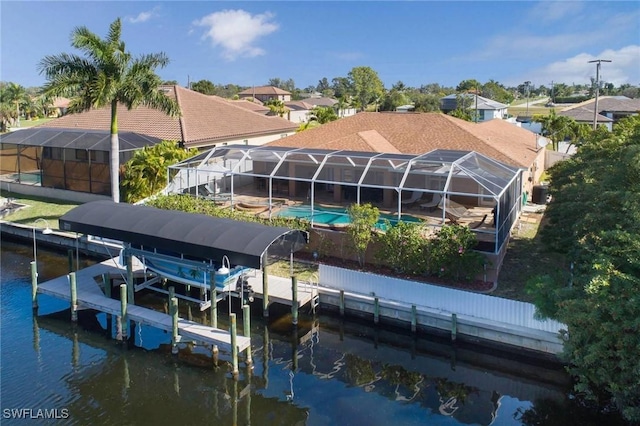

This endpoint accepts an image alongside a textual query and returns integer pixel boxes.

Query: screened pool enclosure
[166,145,524,254]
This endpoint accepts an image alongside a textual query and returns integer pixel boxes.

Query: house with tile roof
[238,86,292,103]
[42,86,298,149]
[558,96,640,130]
[266,112,546,198]
[441,94,509,122]
[0,85,297,198]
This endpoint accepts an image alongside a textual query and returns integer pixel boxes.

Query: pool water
[10,172,41,184]
[277,205,422,229]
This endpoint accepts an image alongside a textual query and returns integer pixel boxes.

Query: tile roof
[40,86,297,147]
[559,107,613,122]
[227,99,270,114]
[284,101,315,111]
[238,86,291,96]
[560,96,640,113]
[304,97,338,107]
[269,112,540,168]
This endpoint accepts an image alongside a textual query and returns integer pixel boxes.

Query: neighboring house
[558,106,613,131]
[0,85,297,197]
[559,96,640,130]
[395,104,415,113]
[266,112,547,200]
[304,97,357,118]
[441,94,509,122]
[284,101,316,123]
[238,86,292,103]
[51,97,70,117]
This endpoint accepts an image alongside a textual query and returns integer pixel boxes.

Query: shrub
[375,220,427,274]
[428,225,485,282]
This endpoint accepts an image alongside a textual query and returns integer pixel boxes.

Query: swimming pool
[9,172,41,184]
[276,205,422,229]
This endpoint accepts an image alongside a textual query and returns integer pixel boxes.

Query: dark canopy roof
[59,201,308,269]
[0,128,161,152]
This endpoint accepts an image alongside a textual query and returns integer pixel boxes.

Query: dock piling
[230,313,239,379]
[339,290,345,317]
[119,284,128,340]
[243,304,252,366]
[291,276,298,326]
[31,261,38,311]
[210,287,218,329]
[171,296,179,355]
[102,272,111,298]
[168,286,175,313]
[374,296,380,325]
[126,253,134,305]
[411,304,417,334]
[67,249,74,272]
[451,313,457,342]
[69,272,78,322]
[262,262,269,318]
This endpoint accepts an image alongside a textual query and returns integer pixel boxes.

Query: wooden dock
[245,270,315,308]
[36,260,251,352]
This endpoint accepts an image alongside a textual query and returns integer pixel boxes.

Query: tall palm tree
[38,18,180,202]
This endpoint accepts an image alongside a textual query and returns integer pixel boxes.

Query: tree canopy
[38,18,180,202]
[528,115,640,422]
[347,66,384,112]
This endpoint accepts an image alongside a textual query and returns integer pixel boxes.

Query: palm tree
[38,18,180,202]
[534,110,575,151]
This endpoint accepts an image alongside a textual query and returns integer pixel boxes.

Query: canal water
[0,240,624,425]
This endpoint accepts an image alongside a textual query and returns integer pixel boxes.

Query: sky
[1,1,639,91]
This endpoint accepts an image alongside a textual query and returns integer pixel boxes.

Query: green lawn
[0,191,79,230]
[9,118,54,129]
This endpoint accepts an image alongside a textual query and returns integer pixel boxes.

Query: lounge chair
[419,193,442,212]
[401,191,423,205]
[438,199,486,226]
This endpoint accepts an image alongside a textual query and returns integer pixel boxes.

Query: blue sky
[1,1,639,90]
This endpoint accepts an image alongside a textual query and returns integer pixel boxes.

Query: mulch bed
[297,252,495,293]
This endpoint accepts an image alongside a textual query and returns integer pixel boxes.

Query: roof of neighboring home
[267,112,540,168]
[560,96,640,114]
[441,94,508,110]
[52,97,71,108]
[304,97,338,107]
[284,101,315,111]
[227,99,270,113]
[40,86,297,146]
[238,86,291,96]
[558,107,613,123]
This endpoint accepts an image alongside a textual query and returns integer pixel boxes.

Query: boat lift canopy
[59,200,309,269]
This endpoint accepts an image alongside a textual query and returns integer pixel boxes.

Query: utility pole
[549,80,554,103]
[524,81,531,117]
[588,59,611,130]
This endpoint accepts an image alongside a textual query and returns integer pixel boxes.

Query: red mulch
[297,252,494,293]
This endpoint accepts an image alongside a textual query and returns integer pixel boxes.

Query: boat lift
[124,246,256,311]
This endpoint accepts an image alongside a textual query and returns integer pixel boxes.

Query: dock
[36,259,251,352]
[245,270,315,308]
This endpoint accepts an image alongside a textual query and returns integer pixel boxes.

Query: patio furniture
[419,193,442,212]
[401,191,423,205]
[438,199,486,226]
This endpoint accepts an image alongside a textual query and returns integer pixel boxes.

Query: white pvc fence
[319,264,565,333]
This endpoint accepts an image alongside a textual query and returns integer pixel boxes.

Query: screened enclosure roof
[59,201,308,269]
[172,144,521,198]
[0,128,161,152]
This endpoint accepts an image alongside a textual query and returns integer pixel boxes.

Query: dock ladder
[309,273,320,314]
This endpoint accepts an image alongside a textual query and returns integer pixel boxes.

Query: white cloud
[525,45,640,86]
[193,9,279,61]
[126,8,159,24]
[528,1,584,23]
